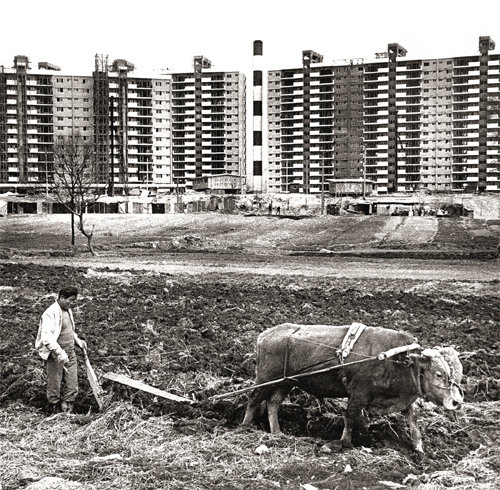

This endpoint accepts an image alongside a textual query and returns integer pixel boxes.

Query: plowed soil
[0,213,499,489]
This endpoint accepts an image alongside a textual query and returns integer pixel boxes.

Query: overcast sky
[2,0,500,76]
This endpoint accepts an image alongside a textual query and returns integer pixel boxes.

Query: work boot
[61,402,73,413]
[49,402,60,415]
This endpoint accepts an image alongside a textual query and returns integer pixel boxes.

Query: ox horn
[421,348,438,358]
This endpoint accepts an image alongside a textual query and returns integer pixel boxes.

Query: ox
[242,323,463,452]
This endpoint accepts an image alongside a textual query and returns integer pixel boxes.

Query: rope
[287,333,392,362]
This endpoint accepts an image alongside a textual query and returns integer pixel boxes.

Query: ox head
[413,347,464,410]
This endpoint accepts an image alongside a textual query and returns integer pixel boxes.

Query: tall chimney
[252,40,264,191]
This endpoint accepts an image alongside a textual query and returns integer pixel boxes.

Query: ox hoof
[237,424,255,433]
[269,431,285,439]
[330,440,343,452]
[413,441,424,454]
[335,439,353,451]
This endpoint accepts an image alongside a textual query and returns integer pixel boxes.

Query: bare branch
[51,132,107,255]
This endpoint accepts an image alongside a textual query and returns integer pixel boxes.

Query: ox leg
[267,386,291,434]
[242,388,268,426]
[340,395,366,449]
[340,414,356,449]
[403,405,423,453]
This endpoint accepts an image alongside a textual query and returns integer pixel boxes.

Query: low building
[328,178,373,196]
[192,174,243,194]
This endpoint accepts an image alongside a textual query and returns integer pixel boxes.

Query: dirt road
[1,252,498,281]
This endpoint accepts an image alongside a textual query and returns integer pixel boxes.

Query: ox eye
[436,372,442,377]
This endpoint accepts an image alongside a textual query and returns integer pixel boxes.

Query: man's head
[58,287,78,310]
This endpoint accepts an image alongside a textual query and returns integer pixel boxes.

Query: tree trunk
[85,232,95,256]
[77,213,96,256]
[71,211,75,246]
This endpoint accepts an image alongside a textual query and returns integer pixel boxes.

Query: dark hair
[58,287,78,299]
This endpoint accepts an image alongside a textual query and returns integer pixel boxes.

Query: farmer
[35,286,87,414]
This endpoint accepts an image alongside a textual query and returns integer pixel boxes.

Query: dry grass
[3,213,498,257]
[1,399,499,490]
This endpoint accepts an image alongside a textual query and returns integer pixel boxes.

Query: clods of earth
[0,262,499,489]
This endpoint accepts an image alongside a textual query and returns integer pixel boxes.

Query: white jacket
[35,300,83,360]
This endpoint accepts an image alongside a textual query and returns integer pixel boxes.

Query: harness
[283,323,368,388]
[409,358,423,397]
[337,322,366,362]
[408,352,463,399]
[210,327,422,401]
[287,324,463,400]
[418,355,463,397]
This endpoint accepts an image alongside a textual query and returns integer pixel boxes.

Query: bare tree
[51,133,105,255]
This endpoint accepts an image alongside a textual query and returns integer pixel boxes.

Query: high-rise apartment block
[171,57,246,190]
[0,55,245,194]
[265,36,500,194]
[1,36,499,196]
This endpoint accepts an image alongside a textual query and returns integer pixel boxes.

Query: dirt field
[0,214,499,489]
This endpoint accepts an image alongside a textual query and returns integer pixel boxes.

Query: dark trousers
[46,350,78,404]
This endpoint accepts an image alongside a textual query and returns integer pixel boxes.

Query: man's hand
[78,339,88,351]
[57,350,69,364]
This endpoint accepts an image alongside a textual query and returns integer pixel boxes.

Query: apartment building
[1,36,499,197]
[101,58,173,192]
[171,57,246,191]
[268,51,335,194]
[0,56,53,191]
[264,36,500,194]
[0,55,245,194]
